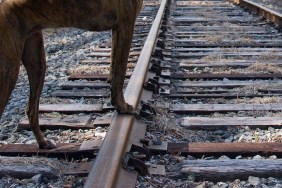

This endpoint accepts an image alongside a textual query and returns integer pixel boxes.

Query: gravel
[0,28,111,186]
[0,28,110,142]
[136,172,282,188]
[1,0,282,187]
[137,1,282,187]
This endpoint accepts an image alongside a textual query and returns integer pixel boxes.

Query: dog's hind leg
[0,56,20,120]
[22,31,55,149]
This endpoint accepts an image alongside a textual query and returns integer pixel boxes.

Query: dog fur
[0,0,142,149]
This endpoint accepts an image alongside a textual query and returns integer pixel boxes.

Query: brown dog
[0,0,142,149]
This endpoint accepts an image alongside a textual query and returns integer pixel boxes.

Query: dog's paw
[38,139,57,149]
[116,103,135,115]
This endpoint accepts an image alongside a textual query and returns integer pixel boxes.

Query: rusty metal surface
[83,0,168,187]
[231,0,282,26]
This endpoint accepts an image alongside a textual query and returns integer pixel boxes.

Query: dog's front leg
[22,31,56,149]
[110,20,136,114]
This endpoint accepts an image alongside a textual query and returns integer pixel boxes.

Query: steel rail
[83,0,167,187]
[231,0,282,26]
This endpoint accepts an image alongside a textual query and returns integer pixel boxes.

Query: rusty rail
[83,0,168,187]
[231,0,282,26]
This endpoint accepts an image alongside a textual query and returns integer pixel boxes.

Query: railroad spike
[130,144,150,161]
[156,40,166,49]
[125,156,149,176]
[122,144,150,176]
[153,49,164,59]
[139,102,157,120]
[143,78,160,94]
[150,63,161,75]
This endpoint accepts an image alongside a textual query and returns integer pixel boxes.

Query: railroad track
[0,0,282,187]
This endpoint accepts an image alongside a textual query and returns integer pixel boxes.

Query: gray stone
[214,130,224,135]
[21,179,32,185]
[261,178,268,184]
[41,177,49,184]
[10,184,24,188]
[252,155,263,160]
[218,155,230,160]
[238,111,246,117]
[31,174,42,184]
[223,132,231,139]
[204,156,216,160]
[233,179,241,187]
[196,182,208,188]
[187,174,195,182]
[218,182,229,188]
[269,155,277,159]
[268,177,278,186]
[0,181,8,188]
[27,183,36,188]
[248,176,261,186]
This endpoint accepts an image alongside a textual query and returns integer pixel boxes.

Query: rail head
[83,0,168,187]
[231,0,282,26]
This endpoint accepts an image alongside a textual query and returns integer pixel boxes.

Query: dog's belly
[77,13,117,32]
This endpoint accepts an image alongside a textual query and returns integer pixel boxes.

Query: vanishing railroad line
[0,0,282,187]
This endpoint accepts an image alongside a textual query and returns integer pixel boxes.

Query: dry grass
[0,156,64,169]
[199,34,264,45]
[234,96,282,104]
[68,65,110,75]
[233,37,258,45]
[256,52,282,61]
[188,32,265,45]
[237,83,277,94]
[178,1,228,6]
[212,62,282,74]
[40,97,76,104]
[146,101,195,141]
[246,62,282,73]
[202,35,226,44]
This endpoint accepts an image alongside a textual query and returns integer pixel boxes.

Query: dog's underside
[0,0,142,149]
